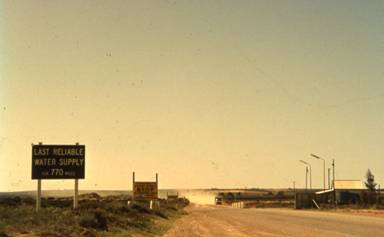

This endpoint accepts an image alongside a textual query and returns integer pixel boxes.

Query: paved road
[163,204,384,237]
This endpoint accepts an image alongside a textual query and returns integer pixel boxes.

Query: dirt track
[163,204,384,237]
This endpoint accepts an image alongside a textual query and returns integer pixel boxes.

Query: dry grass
[0,194,189,237]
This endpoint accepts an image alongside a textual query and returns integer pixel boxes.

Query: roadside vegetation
[215,189,296,208]
[0,193,189,237]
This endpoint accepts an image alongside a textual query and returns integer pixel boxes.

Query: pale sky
[1,0,384,191]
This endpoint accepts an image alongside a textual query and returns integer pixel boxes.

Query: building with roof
[315,180,367,204]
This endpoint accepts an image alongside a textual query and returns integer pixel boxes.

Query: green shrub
[0,231,9,237]
[0,194,189,236]
[0,197,22,206]
[40,231,65,237]
[153,210,168,219]
[94,209,108,230]
[131,203,152,214]
[78,209,108,230]
[80,229,96,237]
[79,200,101,210]
[79,213,99,229]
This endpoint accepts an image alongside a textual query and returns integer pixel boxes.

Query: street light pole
[299,160,312,190]
[332,159,336,205]
[332,159,335,189]
[311,154,326,192]
[309,163,312,190]
[305,167,308,190]
[328,168,330,189]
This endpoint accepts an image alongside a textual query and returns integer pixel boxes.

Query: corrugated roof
[334,180,365,190]
[315,189,334,195]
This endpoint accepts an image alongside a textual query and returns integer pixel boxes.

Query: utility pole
[332,159,336,205]
[332,159,335,188]
[378,184,381,205]
[309,164,312,190]
[305,166,308,190]
[299,160,312,190]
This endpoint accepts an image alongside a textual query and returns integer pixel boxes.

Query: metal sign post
[36,179,41,212]
[73,143,79,209]
[74,179,79,209]
[156,173,159,209]
[132,172,135,202]
[35,142,43,212]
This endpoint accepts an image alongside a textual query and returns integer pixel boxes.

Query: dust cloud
[180,190,217,205]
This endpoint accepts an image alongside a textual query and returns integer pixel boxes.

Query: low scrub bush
[79,209,108,230]
[154,210,168,219]
[0,194,189,236]
[0,231,9,237]
[131,203,152,214]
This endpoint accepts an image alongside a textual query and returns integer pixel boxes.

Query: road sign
[133,182,158,200]
[32,144,85,179]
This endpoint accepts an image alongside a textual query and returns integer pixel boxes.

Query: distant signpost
[132,172,159,208]
[31,143,85,212]
[32,144,85,179]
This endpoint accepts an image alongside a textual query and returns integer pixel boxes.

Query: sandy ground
[330,208,384,218]
[162,204,384,237]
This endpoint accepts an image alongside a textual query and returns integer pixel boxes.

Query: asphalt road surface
[163,204,384,237]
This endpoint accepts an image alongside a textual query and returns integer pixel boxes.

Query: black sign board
[133,182,158,200]
[32,144,85,179]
